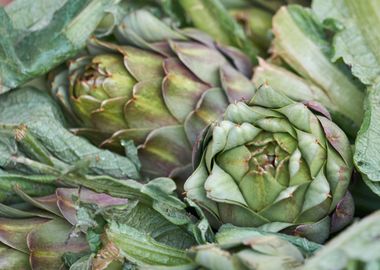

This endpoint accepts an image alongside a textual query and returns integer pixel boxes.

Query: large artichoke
[52,10,255,182]
[185,85,354,243]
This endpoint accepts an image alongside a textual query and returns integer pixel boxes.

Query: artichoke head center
[215,130,304,212]
[247,132,289,183]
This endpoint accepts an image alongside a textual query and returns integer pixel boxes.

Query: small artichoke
[185,85,354,243]
[0,187,128,269]
[52,10,255,182]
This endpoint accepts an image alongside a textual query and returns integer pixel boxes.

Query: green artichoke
[0,187,128,269]
[52,10,255,182]
[185,85,354,243]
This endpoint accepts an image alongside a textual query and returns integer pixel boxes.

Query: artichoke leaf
[0,0,121,93]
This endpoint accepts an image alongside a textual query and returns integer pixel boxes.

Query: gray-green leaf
[312,0,380,196]
[313,0,380,85]
[302,211,380,270]
[0,87,141,181]
[0,0,120,93]
[272,5,364,136]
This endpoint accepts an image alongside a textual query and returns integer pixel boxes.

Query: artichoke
[0,187,128,269]
[185,85,354,243]
[52,10,255,182]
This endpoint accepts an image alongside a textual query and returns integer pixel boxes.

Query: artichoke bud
[185,85,354,243]
[54,9,256,182]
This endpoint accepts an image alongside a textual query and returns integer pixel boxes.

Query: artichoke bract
[185,85,354,243]
[52,10,255,182]
[184,224,321,270]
